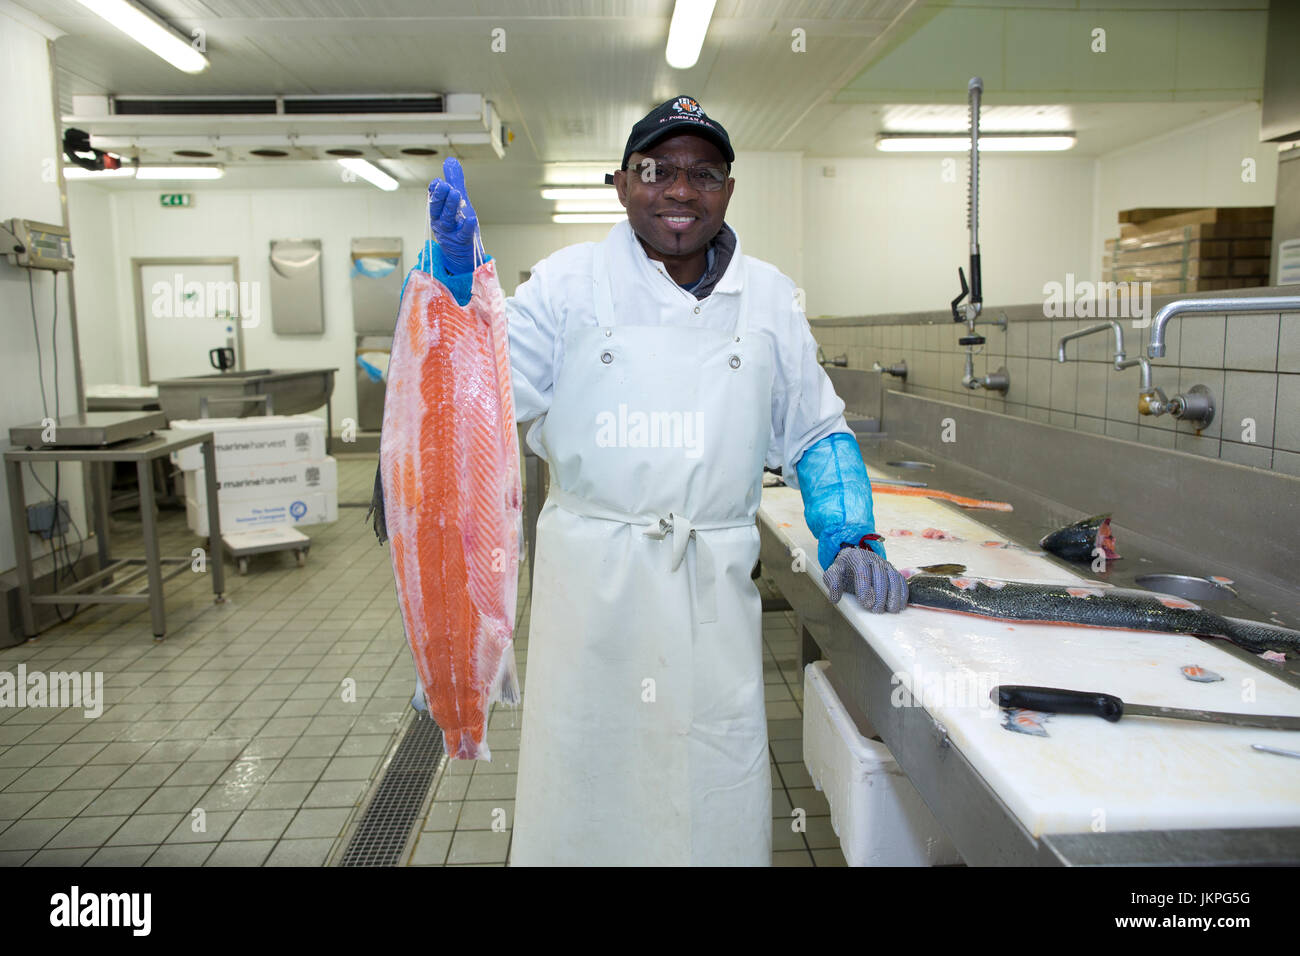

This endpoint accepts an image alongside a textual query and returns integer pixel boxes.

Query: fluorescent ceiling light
[875,134,1076,152]
[665,0,716,69]
[337,158,398,191]
[75,0,210,74]
[881,104,1072,134]
[63,166,137,180]
[541,187,617,200]
[135,165,224,180]
[553,213,626,224]
[553,200,627,214]
[543,164,616,185]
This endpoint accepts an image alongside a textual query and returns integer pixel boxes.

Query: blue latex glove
[428,157,479,275]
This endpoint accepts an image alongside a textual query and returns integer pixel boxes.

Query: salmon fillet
[379,260,521,760]
[872,485,1013,511]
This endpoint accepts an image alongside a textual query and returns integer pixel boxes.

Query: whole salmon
[904,574,1300,655]
[373,260,522,760]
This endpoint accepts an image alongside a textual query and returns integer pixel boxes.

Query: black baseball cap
[603,95,733,184]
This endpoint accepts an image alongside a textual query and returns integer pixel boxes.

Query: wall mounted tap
[961,351,1009,392]
[872,359,908,379]
[1148,296,1300,358]
[816,346,848,367]
[1058,320,1126,364]
[1057,321,1214,428]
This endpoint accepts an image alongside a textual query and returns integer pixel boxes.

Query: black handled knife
[992,685,1300,732]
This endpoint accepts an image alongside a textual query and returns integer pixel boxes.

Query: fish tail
[491,644,521,707]
[444,728,491,762]
[1222,617,1300,655]
[366,462,388,544]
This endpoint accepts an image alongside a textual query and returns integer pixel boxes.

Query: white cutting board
[761,481,1300,837]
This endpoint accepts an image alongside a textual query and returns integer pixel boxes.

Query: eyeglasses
[628,159,728,191]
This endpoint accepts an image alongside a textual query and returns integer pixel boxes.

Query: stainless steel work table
[757,440,1300,867]
[5,429,225,640]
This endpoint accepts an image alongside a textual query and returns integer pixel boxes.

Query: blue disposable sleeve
[794,432,884,569]
[400,239,493,308]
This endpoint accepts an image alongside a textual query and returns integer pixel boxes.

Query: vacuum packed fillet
[378,262,522,760]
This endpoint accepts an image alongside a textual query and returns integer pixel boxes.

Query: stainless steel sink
[887,459,934,470]
[1135,573,1238,602]
[155,367,336,422]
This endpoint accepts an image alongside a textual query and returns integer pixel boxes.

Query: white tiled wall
[812,309,1300,476]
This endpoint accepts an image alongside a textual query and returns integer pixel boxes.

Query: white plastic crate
[169,415,327,471]
[183,456,337,503]
[185,490,337,537]
[803,661,963,867]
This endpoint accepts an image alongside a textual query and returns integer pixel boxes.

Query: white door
[135,260,243,382]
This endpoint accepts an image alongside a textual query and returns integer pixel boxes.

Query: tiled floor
[0,455,411,866]
[1,455,844,866]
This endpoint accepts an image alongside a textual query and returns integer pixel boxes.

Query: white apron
[509,238,775,866]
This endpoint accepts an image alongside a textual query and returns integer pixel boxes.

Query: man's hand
[824,546,909,613]
[428,157,479,274]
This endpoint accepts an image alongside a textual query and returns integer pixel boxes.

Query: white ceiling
[20,0,1271,223]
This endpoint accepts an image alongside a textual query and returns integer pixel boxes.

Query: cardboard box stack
[168,415,338,537]
[1104,206,1274,295]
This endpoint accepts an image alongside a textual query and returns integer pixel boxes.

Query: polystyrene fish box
[169,415,327,471]
[185,490,337,537]
[803,661,963,867]
[183,456,337,503]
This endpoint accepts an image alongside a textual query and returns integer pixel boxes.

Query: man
[395,95,907,865]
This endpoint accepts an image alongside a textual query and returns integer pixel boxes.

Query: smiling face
[613,132,734,265]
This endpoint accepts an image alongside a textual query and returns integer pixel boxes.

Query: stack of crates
[1103,206,1273,295]
[168,415,337,537]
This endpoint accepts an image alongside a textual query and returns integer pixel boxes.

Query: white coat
[504,219,850,865]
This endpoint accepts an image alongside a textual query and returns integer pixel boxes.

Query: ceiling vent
[63,93,508,164]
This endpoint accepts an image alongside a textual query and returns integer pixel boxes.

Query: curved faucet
[1058,320,1126,364]
[1149,296,1300,357]
[1057,319,1206,425]
[961,351,1009,392]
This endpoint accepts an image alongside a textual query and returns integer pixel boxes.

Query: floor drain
[337,713,445,866]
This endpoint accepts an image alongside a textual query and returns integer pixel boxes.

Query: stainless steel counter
[756,432,1300,865]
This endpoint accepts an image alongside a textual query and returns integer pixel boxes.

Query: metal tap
[948,77,1010,396]
[872,359,908,379]
[1058,320,1126,364]
[816,346,848,367]
[961,351,1009,392]
[1148,296,1300,358]
[1057,320,1213,427]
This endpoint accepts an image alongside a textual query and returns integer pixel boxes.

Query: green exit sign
[159,193,192,207]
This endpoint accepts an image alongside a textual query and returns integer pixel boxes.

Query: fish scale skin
[380,262,520,760]
[905,575,1300,654]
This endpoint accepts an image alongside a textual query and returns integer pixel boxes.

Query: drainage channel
[337,713,445,867]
